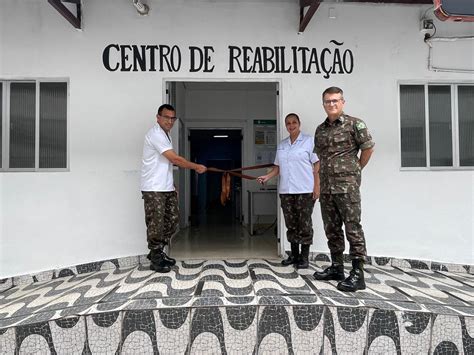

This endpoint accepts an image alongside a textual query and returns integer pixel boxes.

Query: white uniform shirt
[274,132,319,194]
[140,123,175,192]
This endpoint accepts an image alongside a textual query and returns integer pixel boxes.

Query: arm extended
[257,165,280,184]
[162,149,207,173]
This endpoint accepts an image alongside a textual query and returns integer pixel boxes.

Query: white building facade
[0,0,473,278]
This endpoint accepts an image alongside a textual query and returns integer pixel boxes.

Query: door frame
[163,78,283,257]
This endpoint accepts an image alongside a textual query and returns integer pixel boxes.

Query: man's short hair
[322,87,344,100]
[157,104,175,116]
[285,113,300,124]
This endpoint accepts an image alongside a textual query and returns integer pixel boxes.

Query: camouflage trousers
[142,191,179,250]
[319,191,367,258]
[280,193,315,245]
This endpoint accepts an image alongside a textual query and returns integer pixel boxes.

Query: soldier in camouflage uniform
[258,113,320,269]
[313,87,374,291]
[141,104,206,273]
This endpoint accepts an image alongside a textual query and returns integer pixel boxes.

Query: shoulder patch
[355,121,366,130]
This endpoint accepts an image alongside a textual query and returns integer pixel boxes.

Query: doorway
[166,80,281,259]
[189,129,242,227]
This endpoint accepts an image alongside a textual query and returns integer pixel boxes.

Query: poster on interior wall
[254,120,276,165]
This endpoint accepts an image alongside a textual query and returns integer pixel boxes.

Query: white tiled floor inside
[171,215,278,260]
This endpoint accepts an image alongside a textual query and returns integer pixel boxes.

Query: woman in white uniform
[257,113,320,269]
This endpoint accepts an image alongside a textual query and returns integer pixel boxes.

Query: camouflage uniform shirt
[314,114,374,194]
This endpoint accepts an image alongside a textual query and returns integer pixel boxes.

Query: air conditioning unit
[434,0,474,22]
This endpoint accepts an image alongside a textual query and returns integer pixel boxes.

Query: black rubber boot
[281,243,300,266]
[296,244,310,269]
[337,259,366,292]
[313,254,345,280]
[149,249,171,273]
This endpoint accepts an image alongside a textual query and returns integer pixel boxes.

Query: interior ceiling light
[132,0,149,16]
[213,135,229,138]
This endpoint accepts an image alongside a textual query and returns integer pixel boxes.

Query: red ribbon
[207,164,275,206]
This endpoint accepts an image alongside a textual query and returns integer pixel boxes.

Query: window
[1,80,68,171]
[399,83,474,169]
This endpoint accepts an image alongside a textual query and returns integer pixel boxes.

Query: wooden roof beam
[299,0,321,33]
[48,0,82,29]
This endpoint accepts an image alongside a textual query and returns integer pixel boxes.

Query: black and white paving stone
[0,256,472,354]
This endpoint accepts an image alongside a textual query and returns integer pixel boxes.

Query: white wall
[0,0,473,277]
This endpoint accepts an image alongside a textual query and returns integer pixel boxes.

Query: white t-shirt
[140,123,174,192]
[274,132,319,194]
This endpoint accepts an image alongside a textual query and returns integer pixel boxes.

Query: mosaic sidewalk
[0,256,473,354]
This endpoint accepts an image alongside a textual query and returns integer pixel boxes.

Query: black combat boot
[147,249,176,266]
[162,245,176,266]
[281,243,300,266]
[337,259,366,292]
[296,244,310,269]
[313,254,345,280]
[149,249,171,273]
[162,252,176,266]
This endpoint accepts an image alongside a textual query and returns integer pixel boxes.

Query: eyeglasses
[323,99,343,106]
[159,115,178,121]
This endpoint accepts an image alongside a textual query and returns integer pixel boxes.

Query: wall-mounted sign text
[102,40,353,79]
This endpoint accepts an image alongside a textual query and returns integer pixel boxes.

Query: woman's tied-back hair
[285,113,300,124]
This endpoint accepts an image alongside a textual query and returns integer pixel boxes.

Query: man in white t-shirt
[141,104,207,273]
